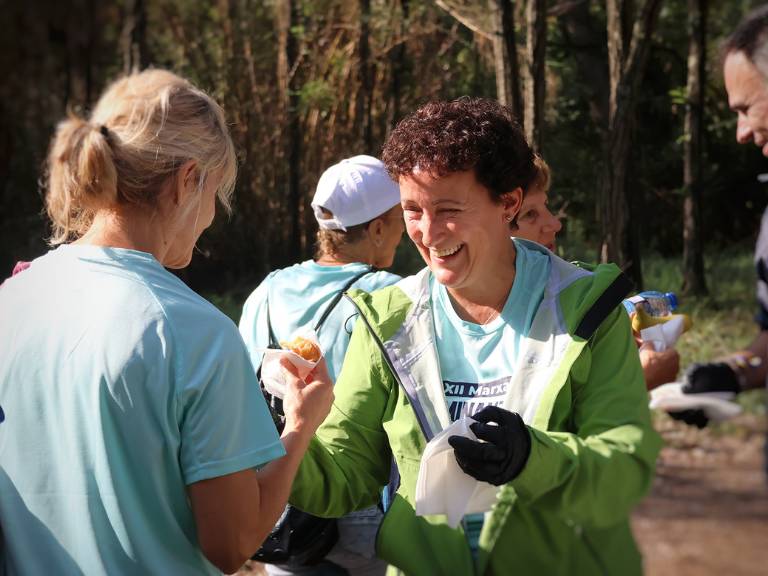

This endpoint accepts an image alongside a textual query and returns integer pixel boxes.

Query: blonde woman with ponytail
[0,70,333,575]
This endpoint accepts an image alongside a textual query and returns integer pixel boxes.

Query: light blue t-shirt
[432,239,550,557]
[0,245,285,575]
[239,260,400,381]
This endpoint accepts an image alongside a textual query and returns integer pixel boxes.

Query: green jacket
[291,243,661,575]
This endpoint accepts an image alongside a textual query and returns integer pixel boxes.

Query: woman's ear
[501,187,523,221]
[369,218,385,247]
[174,160,198,206]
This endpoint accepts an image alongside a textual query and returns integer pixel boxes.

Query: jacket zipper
[344,293,433,441]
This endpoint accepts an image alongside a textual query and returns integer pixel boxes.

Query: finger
[471,405,508,425]
[453,454,496,483]
[307,357,332,385]
[470,421,504,445]
[279,356,307,390]
[448,435,505,461]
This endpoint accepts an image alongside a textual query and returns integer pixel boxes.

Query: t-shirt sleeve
[176,316,285,485]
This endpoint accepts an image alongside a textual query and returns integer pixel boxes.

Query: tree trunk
[682,0,708,295]
[276,0,302,261]
[490,0,524,121]
[600,0,663,287]
[388,0,410,134]
[358,0,374,152]
[557,1,610,131]
[524,0,547,152]
[121,0,148,74]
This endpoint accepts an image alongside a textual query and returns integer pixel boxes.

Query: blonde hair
[314,208,371,259]
[313,204,402,259]
[45,69,237,244]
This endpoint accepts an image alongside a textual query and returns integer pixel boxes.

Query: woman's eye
[520,211,536,221]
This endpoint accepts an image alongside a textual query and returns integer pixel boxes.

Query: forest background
[2,0,768,300]
[4,2,768,571]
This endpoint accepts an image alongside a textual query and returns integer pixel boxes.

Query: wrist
[723,353,761,391]
[281,419,317,445]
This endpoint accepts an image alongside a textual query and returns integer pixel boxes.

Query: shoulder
[553,260,631,340]
[141,269,242,353]
[347,270,427,341]
[359,269,401,291]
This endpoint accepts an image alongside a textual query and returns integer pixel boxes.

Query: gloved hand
[447,406,531,486]
[667,408,709,429]
[681,362,741,395]
[669,361,741,428]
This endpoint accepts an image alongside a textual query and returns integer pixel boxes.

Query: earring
[505,214,513,222]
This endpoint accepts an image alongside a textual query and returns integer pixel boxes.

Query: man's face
[724,50,768,156]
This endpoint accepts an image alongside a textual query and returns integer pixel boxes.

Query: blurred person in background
[676,5,768,436]
[239,155,404,576]
[513,155,680,390]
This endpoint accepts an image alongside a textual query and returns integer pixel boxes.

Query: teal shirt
[0,245,284,575]
[239,260,400,381]
[432,239,550,557]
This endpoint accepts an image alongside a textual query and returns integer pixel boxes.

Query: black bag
[253,267,373,566]
[252,506,340,567]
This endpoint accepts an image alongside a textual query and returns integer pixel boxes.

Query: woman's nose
[545,210,562,233]
[419,213,440,246]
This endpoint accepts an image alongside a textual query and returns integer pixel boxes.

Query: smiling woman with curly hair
[286,96,661,576]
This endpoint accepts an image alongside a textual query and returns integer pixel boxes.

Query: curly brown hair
[381,97,536,202]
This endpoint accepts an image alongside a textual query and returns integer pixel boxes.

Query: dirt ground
[241,414,768,576]
[632,413,768,576]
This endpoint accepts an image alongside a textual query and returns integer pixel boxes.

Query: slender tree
[524,0,546,152]
[121,0,148,74]
[276,0,303,261]
[434,0,524,122]
[358,0,374,152]
[600,0,664,286]
[388,0,410,133]
[682,0,708,295]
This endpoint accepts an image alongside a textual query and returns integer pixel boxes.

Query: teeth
[433,244,462,258]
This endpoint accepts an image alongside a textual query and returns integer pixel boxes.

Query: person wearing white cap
[239,155,404,576]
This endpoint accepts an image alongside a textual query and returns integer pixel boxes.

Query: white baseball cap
[312,155,401,231]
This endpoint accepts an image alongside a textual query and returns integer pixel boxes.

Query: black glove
[667,408,709,429]
[681,362,741,395]
[669,362,741,428]
[447,406,531,486]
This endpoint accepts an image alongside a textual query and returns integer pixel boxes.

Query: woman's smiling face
[400,169,521,294]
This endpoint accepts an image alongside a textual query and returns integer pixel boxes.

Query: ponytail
[46,116,118,243]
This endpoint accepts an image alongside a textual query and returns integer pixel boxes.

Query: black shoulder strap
[312,266,375,334]
[265,296,280,349]
[574,271,634,340]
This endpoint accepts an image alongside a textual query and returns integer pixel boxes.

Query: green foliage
[4,0,768,297]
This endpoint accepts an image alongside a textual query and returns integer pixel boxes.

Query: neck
[446,242,517,324]
[316,242,375,267]
[74,207,169,262]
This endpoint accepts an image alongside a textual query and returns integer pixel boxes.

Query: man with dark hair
[678,7,768,469]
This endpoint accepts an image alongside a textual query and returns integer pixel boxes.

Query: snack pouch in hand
[260,330,322,399]
[415,416,499,528]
